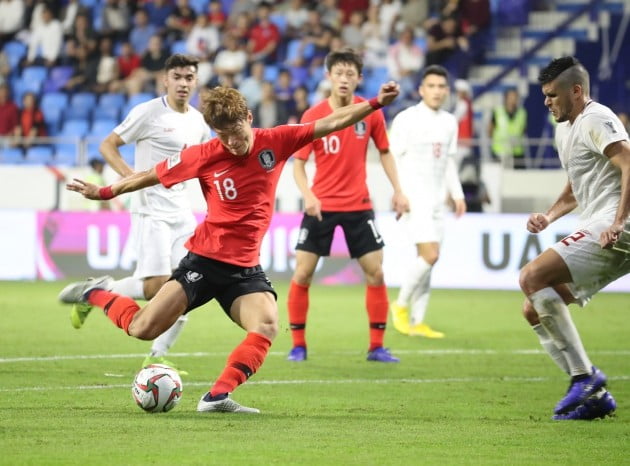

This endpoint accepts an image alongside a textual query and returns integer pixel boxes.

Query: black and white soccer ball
[131,364,183,413]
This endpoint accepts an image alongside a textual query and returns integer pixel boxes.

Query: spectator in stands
[226,11,252,47]
[283,0,309,40]
[67,12,97,56]
[274,68,294,105]
[100,0,132,42]
[213,33,248,83]
[361,4,388,68]
[488,87,528,169]
[287,84,309,124]
[186,13,220,61]
[129,9,157,55]
[337,0,370,25]
[247,2,281,65]
[453,78,474,167]
[238,60,265,108]
[0,0,25,48]
[126,34,170,95]
[0,51,10,85]
[341,10,365,52]
[63,43,99,93]
[25,3,63,67]
[425,13,470,77]
[0,83,19,137]
[60,0,80,36]
[397,0,431,33]
[94,36,119,94]
[116,41,141,81]
[317,0,343,32]
[253,81,289,128]
[13,91,46,150]
[166,0,197,42]
[207,0,227,30]
[144,0,175,35]
[378,0,401,42]
[457,0,491,64]
[386,26,424,101]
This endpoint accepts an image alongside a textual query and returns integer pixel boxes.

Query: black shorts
[170,252,277,317]
[295,210,384,258]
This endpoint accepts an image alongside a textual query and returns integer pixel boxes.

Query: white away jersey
[555,101,628,222]
[389,101,459,207]
[115,96,211,218]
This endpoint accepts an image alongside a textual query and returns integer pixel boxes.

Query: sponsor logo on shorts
[258,149,276,170]
[297,228,309,244]
[185,271,203,283]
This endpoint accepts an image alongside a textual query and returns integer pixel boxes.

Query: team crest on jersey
[354,121,367,137]
[604,121,618,134]
[185,271,203,283]
[258,149,276,170]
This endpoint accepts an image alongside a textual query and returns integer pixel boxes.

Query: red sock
[88,289,140,335]
[210,332,272,397]
[287,280,309,348]
[366,284,388,351]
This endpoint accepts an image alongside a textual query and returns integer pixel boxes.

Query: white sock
[150,315,188,357]
[110,277,145,300]
[529,287,592,376]
[532,323,570,374]
[409,272,431,326]
[397,256,432,307]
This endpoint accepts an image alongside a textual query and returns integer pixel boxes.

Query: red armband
[98,186,115,200]
[368,97,384,110]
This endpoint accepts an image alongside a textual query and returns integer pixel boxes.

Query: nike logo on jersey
[214,168,231,177]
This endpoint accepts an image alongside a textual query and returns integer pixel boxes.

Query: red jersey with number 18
[155,123,315,267]
[293,96,390,211]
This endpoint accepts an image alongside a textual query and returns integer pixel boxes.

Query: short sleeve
[583,113,628,155]
[114,102,151,144]
[156,144,202,188]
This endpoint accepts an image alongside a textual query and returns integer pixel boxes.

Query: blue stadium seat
[42,66,74,93]
[60,119,90,138]
[263,64,279,82]
[190,0,209,14]
[1,147,25,164]
[21,66,48,88]
[171,40,188,55]
[11,77,42,103]
[24,146,54,165]
[95,93,126,121]
[89,118,117,138]
[54,145,78,166]
[65,92,98,120]
[41,92,69,136]
[98,92,126,109]
[122,92,155,117]
[269,13,287,34]
[3,41,27,70]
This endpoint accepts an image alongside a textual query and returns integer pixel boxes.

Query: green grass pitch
[0,280,628,465]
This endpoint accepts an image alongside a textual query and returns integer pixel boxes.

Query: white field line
[1,348,630,364]
[4,375,630,393]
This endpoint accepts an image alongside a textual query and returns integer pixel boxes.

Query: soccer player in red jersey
[59,82,400,413]
[286,49,409,363]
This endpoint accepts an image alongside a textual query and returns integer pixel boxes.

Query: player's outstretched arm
[66,168,161,201]
[312,82,400,139]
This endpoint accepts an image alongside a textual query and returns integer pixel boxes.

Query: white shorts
[400,204,445,244]
[130,213,197,279]
[551,218,630,306]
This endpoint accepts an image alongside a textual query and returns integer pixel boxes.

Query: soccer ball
[132,364,183,413]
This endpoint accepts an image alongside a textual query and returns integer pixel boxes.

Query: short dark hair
[422,65,448,81]
[537,56,581,84]
[164,54,200,72]
[325,48,363,75]
[538,56,590,94]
